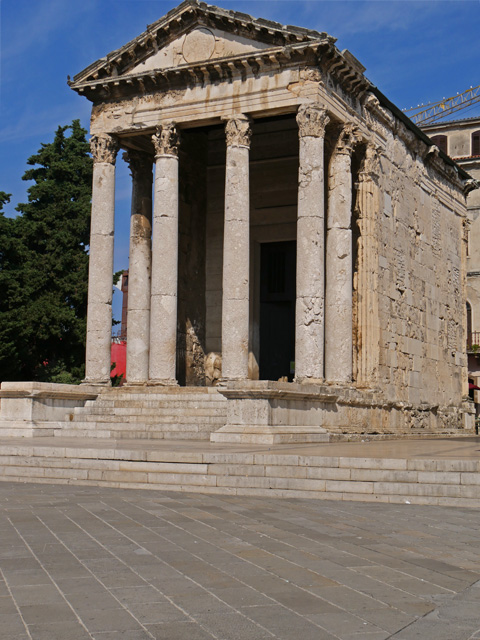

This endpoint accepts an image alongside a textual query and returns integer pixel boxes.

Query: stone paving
[0,481,479,640]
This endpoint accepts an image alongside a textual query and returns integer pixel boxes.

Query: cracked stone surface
[0,481,479,639]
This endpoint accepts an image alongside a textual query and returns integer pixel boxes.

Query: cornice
[69,39,370,104]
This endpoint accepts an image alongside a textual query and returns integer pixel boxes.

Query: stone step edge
[70,411,226,424]
[1,458,480,495]
[0,472,479,506]
[1,475,479,508]
[53,430,211,441]
[0,444,479,472]
[62,422,222,431]
[1,454,480,483]
[81,403,227,411]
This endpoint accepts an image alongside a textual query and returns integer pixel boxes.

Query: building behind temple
[421,118,480,393]
[0,0,476,441]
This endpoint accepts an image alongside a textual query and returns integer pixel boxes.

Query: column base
[294,376,325,385]
[81,379,111,387]
[123,381,148,387]
[217,377,249,386]
[147,379,179,387]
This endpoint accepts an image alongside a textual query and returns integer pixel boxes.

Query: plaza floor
[0,480,479,639]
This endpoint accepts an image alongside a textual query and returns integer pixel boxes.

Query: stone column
[84,134,119,384]
[123,150,153,384]
[295,104,329,382]
[149,123,179,385]
[325,124,357,382]
[222,115,252,381]
[354,143,381,385]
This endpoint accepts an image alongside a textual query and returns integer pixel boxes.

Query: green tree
[0,191,26,380]
[0,120,93,382]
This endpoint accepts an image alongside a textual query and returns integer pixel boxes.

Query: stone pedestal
[124,150,153,384]
[0,382,99,437]
[295,104,329,383]
[325,125,357,382]
[210,380,336,444]
[221,116,251,381]
[149,124,179,385]
[85,134,119,384]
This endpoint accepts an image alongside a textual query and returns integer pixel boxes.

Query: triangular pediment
[71,0,329,86]
[129,26,273,74]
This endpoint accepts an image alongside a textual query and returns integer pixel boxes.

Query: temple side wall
[373,127,467,417]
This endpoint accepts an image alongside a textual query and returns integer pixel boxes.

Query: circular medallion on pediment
[182,28,216,63]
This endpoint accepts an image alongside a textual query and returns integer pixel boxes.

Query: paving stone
[123,601,188,624]
[0,595,20,614]
[26,621,92,639]
[18,602,78,626]
[1,482,480,639]
[77,606,144,632]
[145,620,216,639]
[242,603,338,639]
[108,585,164,604]
[0,612,29,635]
[306,610,386,636]
[90,631,154,640]
[194,611,275,639]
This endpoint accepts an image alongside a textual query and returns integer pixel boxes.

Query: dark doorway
[259,241,296,381]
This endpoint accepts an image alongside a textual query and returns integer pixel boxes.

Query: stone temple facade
[0,0,477,441]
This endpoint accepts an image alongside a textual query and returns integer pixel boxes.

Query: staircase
[59,387,228,440]
[0,436,479,507]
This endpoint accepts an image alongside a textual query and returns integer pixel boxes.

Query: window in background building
[431,134,448,155]
[472,131,480,156]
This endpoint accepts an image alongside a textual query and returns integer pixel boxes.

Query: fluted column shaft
[325,125,357,382]
[221,115,252,380]
[124,150,153,384]
[149,124,179,385]
[355,143,381,385]
[295,104,329,382]
[85,134,119,384]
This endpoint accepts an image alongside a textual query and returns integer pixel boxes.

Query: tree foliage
[0,120,93,383]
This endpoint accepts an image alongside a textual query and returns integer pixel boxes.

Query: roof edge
[372,85,473,182]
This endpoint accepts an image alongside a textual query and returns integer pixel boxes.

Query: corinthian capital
[152,123,179,157]
[297,104,329,138]
[90,134,119,164]
[335,123,360,156]
[225,115,252,149]
[123,149,153,179]
[359,143,381,183]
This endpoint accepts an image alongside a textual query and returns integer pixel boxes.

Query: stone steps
[73,408,226,419]
[0,438,479,507]
[73,413,226,423]
[57,421,220,440]
[83,397,227,406]
[54,429,211,440]
[64,387,228,440]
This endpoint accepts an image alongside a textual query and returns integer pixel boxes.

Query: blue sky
[1,0,479,319]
